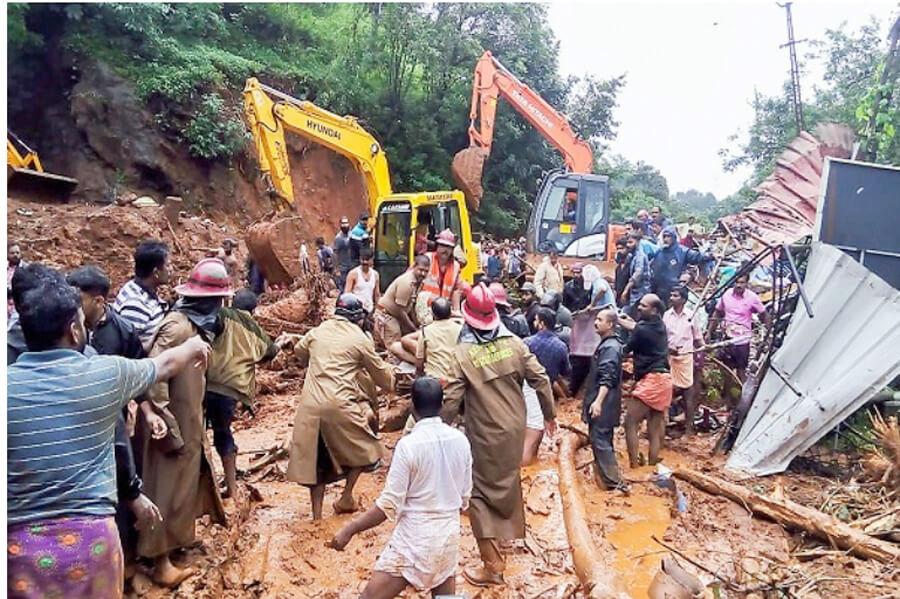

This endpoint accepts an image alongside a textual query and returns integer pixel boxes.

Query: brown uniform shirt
[415,318,463,381]
[139,311,225,558]
[443,327,554,541]
[286,317,395,486]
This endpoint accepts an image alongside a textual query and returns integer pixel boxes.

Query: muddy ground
[133,380,896,599]
[8,197,898,599]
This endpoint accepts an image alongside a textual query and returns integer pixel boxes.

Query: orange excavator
[452,51,623,272]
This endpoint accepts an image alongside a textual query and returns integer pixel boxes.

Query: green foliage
[723,18,895,183]
[9,2,628,234]
[184,94,249,160]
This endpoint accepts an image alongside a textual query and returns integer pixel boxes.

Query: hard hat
[488,282,511,308]
[462,283,500,330]
[521,282,537,293]
[571,262,584,273]
[335,293,366,322]
[436,229,457,247]
[540,289,561,311]
[175,258,234,297]
[556,307,572,328]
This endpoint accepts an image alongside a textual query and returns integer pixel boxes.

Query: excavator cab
[526,170,612,260]
[373,191,480,291]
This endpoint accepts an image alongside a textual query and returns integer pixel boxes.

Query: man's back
[524,330,570,383]
[8,351,156,524]
[417,318,463,381]
[114,279,167,349]
[377,418,472,519]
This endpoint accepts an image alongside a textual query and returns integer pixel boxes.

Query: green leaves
[184,94,249,160]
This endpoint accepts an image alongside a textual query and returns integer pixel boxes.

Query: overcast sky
[547,0,896,198]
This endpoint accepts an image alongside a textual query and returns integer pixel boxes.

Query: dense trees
[7,2,624,237]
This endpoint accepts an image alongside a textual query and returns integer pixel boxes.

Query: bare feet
[333,497,359,514]
[152,555,195,588]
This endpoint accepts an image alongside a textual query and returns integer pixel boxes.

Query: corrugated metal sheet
[726,242,900,476]
[721,124,854,247]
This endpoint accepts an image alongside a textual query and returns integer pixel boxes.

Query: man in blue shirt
[349,211,372,264]
[522,307,571,465]
[8,267,211,598]
[650,226,709,305]
[620,233,651,317]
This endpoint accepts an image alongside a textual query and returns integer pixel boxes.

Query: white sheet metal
[726,242,900,476]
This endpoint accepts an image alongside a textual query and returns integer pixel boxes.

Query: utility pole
[778,2,806,133]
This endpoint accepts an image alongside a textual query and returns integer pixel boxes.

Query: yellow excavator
[7,130,78,200]
[243,78,480,289]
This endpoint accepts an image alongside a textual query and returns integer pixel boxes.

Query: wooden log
[558,432,630,599]
[673,467,900,564]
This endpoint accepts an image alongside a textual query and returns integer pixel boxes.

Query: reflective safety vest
[420,251,459,303]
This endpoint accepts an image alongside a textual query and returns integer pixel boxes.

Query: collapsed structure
[725,129,900,475]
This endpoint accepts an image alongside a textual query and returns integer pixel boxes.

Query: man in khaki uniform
[139,259,231,587]
[285,294,396,520]
[443,283,556,586]
[415,297,462,383]
[374,254,429,355]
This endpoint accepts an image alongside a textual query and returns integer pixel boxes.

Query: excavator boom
[243,77,392,215]
[452,51,594,210]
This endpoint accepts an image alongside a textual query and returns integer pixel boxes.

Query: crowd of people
[7,240,284,596]
[6,202,772,598]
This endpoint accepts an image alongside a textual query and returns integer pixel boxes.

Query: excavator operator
[564,189,578,224]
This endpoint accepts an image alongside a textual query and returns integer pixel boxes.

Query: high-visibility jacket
[421,251,460,303]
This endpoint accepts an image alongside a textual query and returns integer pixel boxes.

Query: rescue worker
[284,294,396,520]
[414,298,463,382]
[443,283,556,586]
[139,258,231,587]
[620,233,651,317]
[205,289,280,500]
[420,229,464,311]
[374,254,429,356]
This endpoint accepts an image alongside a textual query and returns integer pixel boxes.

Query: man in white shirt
[330,376,472,598]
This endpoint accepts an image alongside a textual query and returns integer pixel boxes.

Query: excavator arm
[243,77,392,214]
[452,51,594,209]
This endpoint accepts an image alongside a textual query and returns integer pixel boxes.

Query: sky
[547,0,896,198]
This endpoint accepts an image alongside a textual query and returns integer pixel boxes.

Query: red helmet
[436,229,457,247]
[462,282,500,330]
[174,258,234,297]
[488,282,511,307]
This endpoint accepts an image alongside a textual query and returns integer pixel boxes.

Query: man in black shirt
[618,293,672,467]
[562,263,591,312]
[583,308,627,491]
[520,282,541,335]
[613,237,631,307]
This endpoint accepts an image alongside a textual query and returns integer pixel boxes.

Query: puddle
[581,459,673,599]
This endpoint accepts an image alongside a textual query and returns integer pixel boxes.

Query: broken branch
[673,467,900,564]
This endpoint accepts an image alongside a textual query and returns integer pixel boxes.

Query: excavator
[452,51,624,274]
[243,78,480,289]
[7,130,78,200]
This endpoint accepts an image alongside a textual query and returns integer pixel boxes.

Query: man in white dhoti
[329,376,472,598]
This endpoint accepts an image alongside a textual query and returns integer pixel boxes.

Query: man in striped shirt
[7,266,211,598]
[114,240,171,350]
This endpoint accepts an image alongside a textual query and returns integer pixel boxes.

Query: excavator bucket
[7,166,78,202]
[246,218,305,286]
[451,146,488,212]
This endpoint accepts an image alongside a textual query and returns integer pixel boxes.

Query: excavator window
[582,181,607,233]
[374,201,412,289]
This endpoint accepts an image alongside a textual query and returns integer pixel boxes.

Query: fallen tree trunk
[674,467,900,564]
[558,431,631,599]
